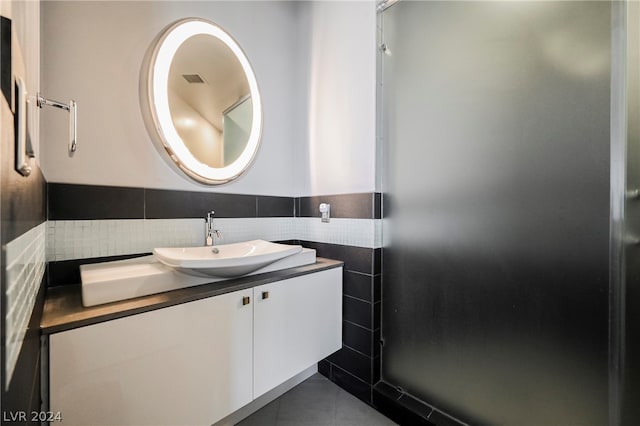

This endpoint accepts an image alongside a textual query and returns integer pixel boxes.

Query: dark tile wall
[145,189,258,219]
[257,196,294,218]
[48,184,144,220]
[1,17,11,105]
[2,156,47,245]
[302,240,382,405]
[297,193,381,219]
[47,183,295,220]
[1,52,47,423]
[48,183,384,221]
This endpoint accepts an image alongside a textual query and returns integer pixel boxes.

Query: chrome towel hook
[37,92,77,153]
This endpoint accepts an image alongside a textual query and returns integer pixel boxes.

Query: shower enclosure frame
[374,1,638,425]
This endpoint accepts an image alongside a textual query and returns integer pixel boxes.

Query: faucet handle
[206,210,215,220]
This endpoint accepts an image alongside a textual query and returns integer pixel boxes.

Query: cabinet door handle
[242,296,251,306]
[262,291,269,300]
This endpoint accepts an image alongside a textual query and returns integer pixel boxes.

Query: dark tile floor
[236,374,397,426]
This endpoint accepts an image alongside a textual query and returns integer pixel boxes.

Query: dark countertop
[41,258,343,335]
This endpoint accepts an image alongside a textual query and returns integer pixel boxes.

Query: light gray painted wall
[40,1,378,197]
[40,1,302,196]
[293,1,377,196]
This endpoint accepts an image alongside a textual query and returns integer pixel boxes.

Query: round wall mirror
[141,18,262,184]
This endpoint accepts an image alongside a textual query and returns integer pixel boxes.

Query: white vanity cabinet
[253,268,342,397]
[49,288,254,426]
[47,267,342,426]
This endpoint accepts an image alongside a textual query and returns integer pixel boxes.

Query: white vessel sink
[80,244,316,307]
[153,240,302,278]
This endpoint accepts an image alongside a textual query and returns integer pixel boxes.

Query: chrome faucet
[205,211,222,246]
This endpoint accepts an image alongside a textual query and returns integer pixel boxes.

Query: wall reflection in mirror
[168,33,253,168]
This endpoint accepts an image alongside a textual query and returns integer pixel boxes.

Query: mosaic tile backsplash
[47,217,382,262]
[5,222,46,389]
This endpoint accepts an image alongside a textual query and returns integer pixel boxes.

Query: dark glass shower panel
[381,2,611,425]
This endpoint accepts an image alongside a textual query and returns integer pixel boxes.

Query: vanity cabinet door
[253,268,342,398]
[49,289,253,426]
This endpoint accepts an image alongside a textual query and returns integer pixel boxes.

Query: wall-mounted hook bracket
[36,92,77,153]
[319,203,331,223]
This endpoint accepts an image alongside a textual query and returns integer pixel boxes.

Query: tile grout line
[343,343,374,360]
[344,293,374,305]
[330,362,371,387]
[333,372,339,426]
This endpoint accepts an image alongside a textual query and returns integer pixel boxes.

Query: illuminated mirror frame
[143,18,263,184]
